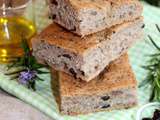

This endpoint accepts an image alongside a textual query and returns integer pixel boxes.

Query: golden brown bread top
[32,18,143,55]
[51,54,137,96]
[70,0,141,10]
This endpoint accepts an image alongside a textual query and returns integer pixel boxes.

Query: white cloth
[0,89,52,120]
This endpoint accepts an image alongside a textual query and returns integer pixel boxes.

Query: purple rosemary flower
[19,70,37,84]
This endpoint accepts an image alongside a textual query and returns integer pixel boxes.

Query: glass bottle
[0,0,36,63]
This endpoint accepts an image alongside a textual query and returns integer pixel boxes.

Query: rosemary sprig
[5,38,49,91]
[140,24,160,101]
[144,0,160,6]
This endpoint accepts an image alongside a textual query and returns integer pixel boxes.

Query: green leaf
[149,53,160,57]
[30,80,36,91]
[6,36,48,91]
[148,35,160,51]
[139,77,152,88]
[142,26,160,102]
[5,67,26,75]
[21,38,30,53]
[28,56,36,68]
[156,24,160,33]
[32,63,47,69]
[142,66,154,71]
[150,87,155,101]
[155,78,160,88]
[7,59,21,70]
[10,74,19,80]
[36,76,44,81]
[36,69,49,74]
[145,0,160,6]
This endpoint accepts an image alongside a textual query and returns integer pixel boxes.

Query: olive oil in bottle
[0,16,36,63]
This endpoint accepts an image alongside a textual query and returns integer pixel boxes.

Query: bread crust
[32,18,143,81]
[51,54,137,96]
[48,0,143,36]
[51,54,138,115]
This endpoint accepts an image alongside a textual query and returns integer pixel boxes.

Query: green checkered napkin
[0,1,160,120]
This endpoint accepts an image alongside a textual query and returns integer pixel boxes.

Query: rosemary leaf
[148,35,160,51]
[149,53,160,57]
[36,76,45,81]
[36,69,49,74]
[140,24,160,102]
[5,67,26,75]
[156,24,160,33]
[5,37,49,91]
